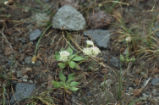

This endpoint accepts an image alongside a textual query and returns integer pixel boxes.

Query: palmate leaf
[58,63,66,69]
[72,56,84,61]
[67,73,75,83]
[70,87,79,92]
[69,54,76,60]
[66,47,73,55]
[69,61,76,69]
[52,81,63,88]
[70,81,79,87]
[59,71,66,82]
[55,52,60,61]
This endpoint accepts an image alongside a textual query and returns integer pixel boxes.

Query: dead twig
[66,33,115,71]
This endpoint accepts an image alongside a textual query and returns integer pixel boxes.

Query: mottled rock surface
[29,29,41,41]
[84,29,110,48]
[10,83,35,104]
[87,11,113,29]
[151,78,159,86]
[52,5,86,31]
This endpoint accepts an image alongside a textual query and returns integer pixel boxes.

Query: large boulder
[52,5,86,31]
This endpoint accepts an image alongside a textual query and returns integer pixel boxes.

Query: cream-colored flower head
[125,36,131,42]
[4,1,9,5]
[86,40,94,46]
[82,47,93,56]
[83,46,101,57]
[59,50,70,62]
[91,46,101,56]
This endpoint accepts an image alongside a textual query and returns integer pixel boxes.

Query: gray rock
[52,5,86,31]
[110,56,120,68]
[10,83,35,104]
[84,29,110,48]
[104,56,120,68]
[151,78,159,86]
[24,56,32,64]
[29,29,41,41]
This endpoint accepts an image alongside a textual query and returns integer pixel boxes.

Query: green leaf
[69,61,76,69]
[67,73,75,83]
[58,63,66,69]
[55,53,60,61]
[69,54,76,60]
[70,87,79,92]
[66,47,73,55]
[52,81,62,88]
[59,71,66,82]
[70,81,79,87]
[72,56,84,61]
[120,54,125,62]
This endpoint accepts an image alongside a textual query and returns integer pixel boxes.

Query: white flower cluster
[4,1,9,5]
[86,40,94,46]
[83,40,101,57]
[59,51,70,62]
[125,36,131,42]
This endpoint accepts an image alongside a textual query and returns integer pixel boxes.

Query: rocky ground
[0,0,159,105]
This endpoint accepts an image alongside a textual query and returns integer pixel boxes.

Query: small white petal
[86,40,94,46]
[59,51,70,62]
[91,46,101,56]
[125,37,131,42]
[82,47,92,56]
[82,46,101,57]
[4,1,9,5]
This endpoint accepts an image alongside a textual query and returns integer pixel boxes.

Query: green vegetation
[55,47,84,69]
[52,71,79,92]
[1,0,159,105]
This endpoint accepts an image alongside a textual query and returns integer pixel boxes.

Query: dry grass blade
[0,27,15,55]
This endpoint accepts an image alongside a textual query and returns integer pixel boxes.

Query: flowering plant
[82,40,101,57]
[52,71,79,92]
[55,47,84,69]
[86,40,94,46]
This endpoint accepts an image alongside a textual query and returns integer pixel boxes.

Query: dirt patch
[0,0,159,105]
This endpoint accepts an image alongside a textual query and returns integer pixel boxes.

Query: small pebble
[29,29,41,41]
[10,83,35,104]
[24,56,32,65]
[151,78,159,86]
[110,56,120,68]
